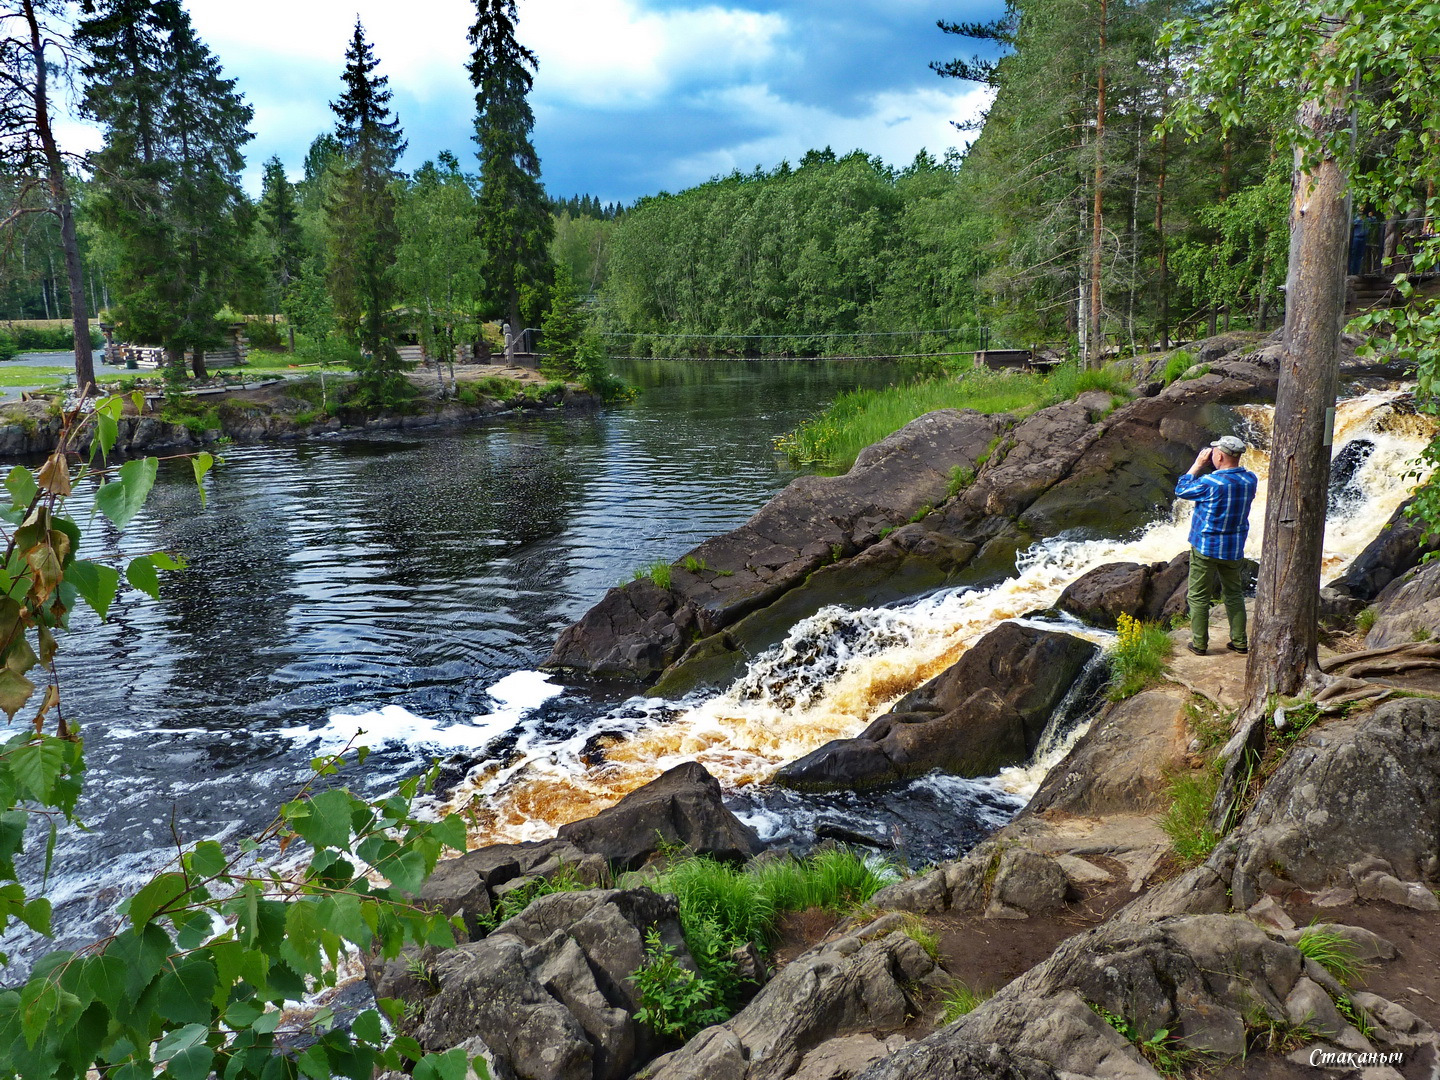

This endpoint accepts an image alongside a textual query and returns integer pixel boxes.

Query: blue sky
[61,1,1003,204]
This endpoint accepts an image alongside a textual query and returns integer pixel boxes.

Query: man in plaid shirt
[1175,435,1259,656]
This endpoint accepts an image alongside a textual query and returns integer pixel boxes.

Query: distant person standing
[1175,435,1259,656]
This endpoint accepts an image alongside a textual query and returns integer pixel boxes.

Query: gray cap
[1210,435,1247,456]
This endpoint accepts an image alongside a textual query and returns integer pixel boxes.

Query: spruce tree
[259,155,302,345]
[468,0,554,346]
[80,0,253,378]
[326,19,408,404]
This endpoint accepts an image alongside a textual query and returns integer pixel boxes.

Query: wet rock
[646,930,934,1080]
[775,623,1098,791]
[1224,697,1440,910]
[546,579,709,681]
[1329,482,1438,606]
[555,761,763,871]
[1056,554,1189,629]
[1027,688,1192,816]
[546,409,1007,681]
[650,525,979,696]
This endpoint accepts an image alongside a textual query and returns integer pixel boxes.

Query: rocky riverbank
[366,333,1440,1079]
[0,365,602,457]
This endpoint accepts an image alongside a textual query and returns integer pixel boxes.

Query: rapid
[298,389,1434,856]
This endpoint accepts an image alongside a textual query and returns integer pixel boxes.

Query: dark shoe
[1187,643,1207,656]
[1226,641,1248,654]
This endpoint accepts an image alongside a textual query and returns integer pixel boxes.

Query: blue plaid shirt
[1175,467,1259,561]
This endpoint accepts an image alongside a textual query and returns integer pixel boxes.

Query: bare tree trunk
[191,348,207,380]
[21,0,96,392]
[1088,0,1108,369]
[1245,90,1350,707]
[1156,126,1169,350]
[1210,86,1351,836]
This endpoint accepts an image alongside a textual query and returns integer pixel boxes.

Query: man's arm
[1175,447,1214,499]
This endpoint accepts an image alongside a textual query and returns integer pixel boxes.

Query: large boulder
[645,920,937,1080]
[774,622,1098,791]
[416,838,609,940]
[856,915,1368,1080]
[1026,688,1193,816]
[555,761,763,870]
[1056,555,1189,630]
[547,409,1007,681]
[1364,560,1440,648]
[379,888,691,1080]
[548,336,1280,687]
[1223,695,1440,909]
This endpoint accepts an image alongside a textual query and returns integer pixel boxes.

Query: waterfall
[308,391,1434,846]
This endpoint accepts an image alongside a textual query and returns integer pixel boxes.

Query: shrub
[1106,613,1174,700]
[1160,764,1221,865]
[632,930,729,1041]
[940,981,993,1023]
[0,332,16,363]
[625,847,893,1026]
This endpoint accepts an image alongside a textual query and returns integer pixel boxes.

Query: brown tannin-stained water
[3,367,1430,970]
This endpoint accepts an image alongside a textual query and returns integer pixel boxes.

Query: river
[6,358,927,964]
[5,361,1431,969]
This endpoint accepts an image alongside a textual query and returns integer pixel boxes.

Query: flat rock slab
[1164,605,1253,711]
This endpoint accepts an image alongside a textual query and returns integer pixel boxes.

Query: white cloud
[663,81,995,185]
[520,0,789,108]
[187,0,476,103]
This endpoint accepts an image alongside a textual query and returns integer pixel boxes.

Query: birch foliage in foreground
[0,398,478,1080]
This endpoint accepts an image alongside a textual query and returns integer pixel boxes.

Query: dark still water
[12,359,937,961]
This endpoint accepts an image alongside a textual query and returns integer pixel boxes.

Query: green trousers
[1188,549,1247,651]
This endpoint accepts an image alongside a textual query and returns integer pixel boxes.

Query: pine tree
[80,0,253,378]
[468,0,553,347]
[2,0,97,389]
[326,19,408,403]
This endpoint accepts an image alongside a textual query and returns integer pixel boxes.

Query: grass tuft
[1161,350,1196,385]
[940,980,993,1023]
[633,560,673,589]
[1295,926,1364,986]
[1106,613,1174,701]
[1160,764,1221,866]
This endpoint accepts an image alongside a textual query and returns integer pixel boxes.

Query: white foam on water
[279,670,565,756]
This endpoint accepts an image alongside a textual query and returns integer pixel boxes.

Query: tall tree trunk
[1211,86,1351,838]
[1088,0,1108,368]
[191,348,207,380]
[1244,88,1350,708]
[1155,124,1169,349]
[21,0,95,391]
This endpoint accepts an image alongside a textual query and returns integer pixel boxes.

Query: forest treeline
[4,0,1436,377]
[1,0,608,400]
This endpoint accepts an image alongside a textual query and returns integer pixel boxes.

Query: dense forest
[3,0,1437,370]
